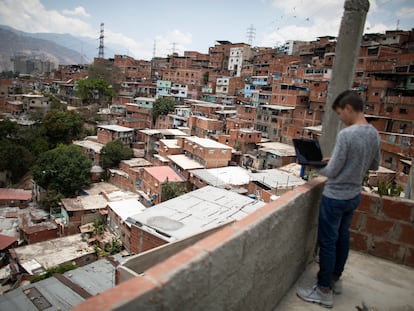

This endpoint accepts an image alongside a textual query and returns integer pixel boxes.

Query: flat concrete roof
[109,168,129,178]
[168,154,205,170]
[186,136,232,149]
[127,186,266,242]
[257,142,296,157]
[104,190,140,202]
[107,199,146,227]
[216,110,237,115]
[160,139,180,149]
[61,195,108,211]
[73,140,104,153]
[139,129,188,137]
[186,99,223,107]
[190,166,251,187]
[97,124,134,132]
[261,104,295,110]
[250,169,306,188]
[154,154,170,163]
[158,129,189,136]
[121,158,152,167]
[13,234,95,274]
[82,182,122,196]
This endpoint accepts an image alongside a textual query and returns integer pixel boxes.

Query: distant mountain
[0,25,100,72]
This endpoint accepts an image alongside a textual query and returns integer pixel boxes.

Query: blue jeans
[317,194,361,288]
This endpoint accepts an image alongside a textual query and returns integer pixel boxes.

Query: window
[400,137,411,147]
[208,149,215,155]
[400,108,408,114]
[387,135,396,143]
[386,106,393,112]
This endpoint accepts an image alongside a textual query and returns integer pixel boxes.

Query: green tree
[32,144,91,197]
[0,139,34,184]
[101,140,133,169]
[75,78,115,104]
[93,218,106,236]
[161,180,188,202]
[104,239,122,255]
[152,97,176,125]
[0,119,18,138]
[42,110,84,147]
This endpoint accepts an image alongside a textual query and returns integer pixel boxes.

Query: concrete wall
[73,177,324,311]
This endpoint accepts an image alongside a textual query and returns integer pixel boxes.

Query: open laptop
[292,138,327,167]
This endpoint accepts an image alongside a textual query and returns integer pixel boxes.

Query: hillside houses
[0,28,413,295]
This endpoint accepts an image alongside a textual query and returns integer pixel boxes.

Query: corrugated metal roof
[0,254,125,310]
[0,189,32,201]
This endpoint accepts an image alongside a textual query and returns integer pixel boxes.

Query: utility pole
[320,0,370,156]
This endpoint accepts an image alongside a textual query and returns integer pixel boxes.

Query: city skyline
[0,0,413,61]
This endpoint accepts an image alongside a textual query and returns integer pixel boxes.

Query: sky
[0,0,413,61]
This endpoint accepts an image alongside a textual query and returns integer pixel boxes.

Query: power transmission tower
[98,22,105,58]
[246,24,256,46]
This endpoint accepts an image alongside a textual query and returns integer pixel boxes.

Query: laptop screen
[292,138,323,162]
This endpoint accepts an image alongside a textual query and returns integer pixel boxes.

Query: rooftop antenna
[98,22,105,59]
[172,42,177,54]
[153,40,156,59]
[246,24,256,46]
[396,19,400,30]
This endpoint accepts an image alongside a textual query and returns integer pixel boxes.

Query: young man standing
[297,90,381,308]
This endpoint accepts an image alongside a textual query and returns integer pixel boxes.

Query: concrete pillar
[320,0,370,156]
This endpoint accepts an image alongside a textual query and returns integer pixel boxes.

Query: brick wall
[129,225,168,254]
[21,227,59,244]
[350,192,414,267]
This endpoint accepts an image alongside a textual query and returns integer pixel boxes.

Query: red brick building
[178,136,232,168]
[139,166,185,205]
[97,124,134,145]
[0,189,32,208]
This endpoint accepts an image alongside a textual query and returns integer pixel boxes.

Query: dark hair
[332,90,364,112]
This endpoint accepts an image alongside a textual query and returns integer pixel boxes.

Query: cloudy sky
[0,0,413,61]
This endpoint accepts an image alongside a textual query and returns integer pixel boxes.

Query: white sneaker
[297,285,333,308]
[333,279,342,295]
